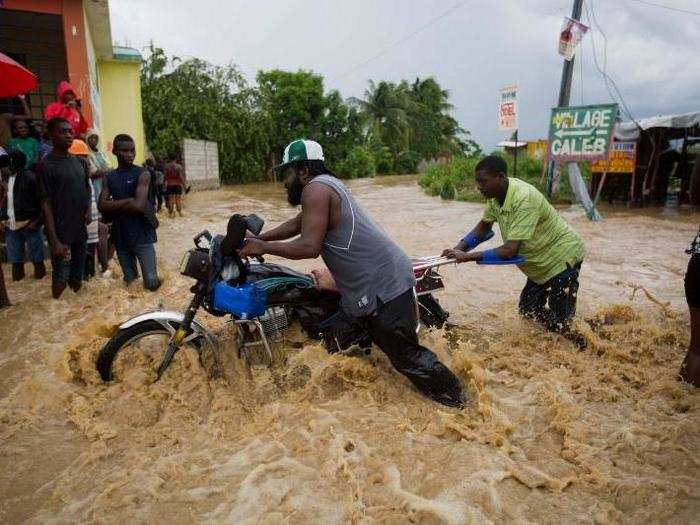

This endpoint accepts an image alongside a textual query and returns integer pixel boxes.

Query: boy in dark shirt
[99,134,160,291]
[37,118,91,299]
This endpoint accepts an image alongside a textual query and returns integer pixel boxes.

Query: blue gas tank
[212,282,267,318]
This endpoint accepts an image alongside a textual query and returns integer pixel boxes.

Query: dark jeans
[5,227,45,263]
[116,243,159,290]
[360,289,464,407]
[155,185,165,212]
[51,240,87,286]
[85,242,97,278]
[519,262,582,332]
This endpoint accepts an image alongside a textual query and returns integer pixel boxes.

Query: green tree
[140,44,478,183]
[350,80,413,161]
[352,77,481,173]
[140,43,267,182]
[255,70,362,174]
[337,145,376,179]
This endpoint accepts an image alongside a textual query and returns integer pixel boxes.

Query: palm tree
[349,80,413,156]
[410,77,453,114]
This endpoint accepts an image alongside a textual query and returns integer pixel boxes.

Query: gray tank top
[308,174,415,317]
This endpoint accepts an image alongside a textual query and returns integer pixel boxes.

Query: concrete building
[0,0,146,162]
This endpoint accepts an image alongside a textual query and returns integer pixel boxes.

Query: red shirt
[44,102,88,136]
[43,81,89,136]
[165,162,185,188]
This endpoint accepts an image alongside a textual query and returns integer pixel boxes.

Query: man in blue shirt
[98,134,160,291]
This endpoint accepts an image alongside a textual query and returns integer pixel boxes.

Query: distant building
[0,0,146,163]
[497,139,526,157]
[526,139,548,161]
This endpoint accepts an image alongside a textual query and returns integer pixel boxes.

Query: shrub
[372,144,394,174]
[419,153,577,204]
[395,150,422,174]
[337,145,376,179]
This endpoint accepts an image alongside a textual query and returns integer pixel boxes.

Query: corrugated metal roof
[111,46,142,62]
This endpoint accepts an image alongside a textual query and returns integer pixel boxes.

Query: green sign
[547,103,618,162]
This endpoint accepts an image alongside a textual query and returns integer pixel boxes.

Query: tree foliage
[351,77,481,172]
[255,70,362,171]
[140,45,479,183]
[337,145,376,179]
[140,43,267,182]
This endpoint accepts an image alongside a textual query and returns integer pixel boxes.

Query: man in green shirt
[442,155,585,335]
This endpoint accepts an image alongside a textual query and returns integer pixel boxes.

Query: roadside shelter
[590,111,700,206]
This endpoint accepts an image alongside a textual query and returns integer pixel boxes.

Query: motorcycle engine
[258,306,290,340]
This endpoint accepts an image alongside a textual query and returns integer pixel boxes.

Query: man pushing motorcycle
[239,139,465,408]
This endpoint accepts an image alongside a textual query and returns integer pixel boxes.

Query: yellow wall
[97,60,146,164]
[527,140,548,161]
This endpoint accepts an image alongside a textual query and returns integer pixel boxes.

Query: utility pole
[557,0,584,108]
[546,0,584,196]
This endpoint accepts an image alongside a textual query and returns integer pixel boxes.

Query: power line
[626,0,700,16]
[583,0,639,124]
[331,1,471,82]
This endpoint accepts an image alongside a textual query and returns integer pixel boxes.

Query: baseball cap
[275,139,324,170]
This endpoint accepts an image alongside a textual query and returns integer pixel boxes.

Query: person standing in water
[99,134,160,291]
[0,146,12,308]
[442,155,585,338]
[164,157,185,217]
[67,139,99,279]
[239,139,465,408]
[679,227,700,387]
[36,118,91,299]
[85,130,112,273]
[2,148,46,282]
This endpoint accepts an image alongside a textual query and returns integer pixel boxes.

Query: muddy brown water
[1,175,698,523]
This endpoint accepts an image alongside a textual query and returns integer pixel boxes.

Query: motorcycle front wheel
[96,320,217,382]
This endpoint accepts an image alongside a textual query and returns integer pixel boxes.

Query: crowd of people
[0,81,187,306]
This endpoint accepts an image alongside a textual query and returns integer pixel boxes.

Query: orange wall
[60,0,92,125]
[2,0,93,126]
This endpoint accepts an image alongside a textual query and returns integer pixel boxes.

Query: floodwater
[1,175,698,523]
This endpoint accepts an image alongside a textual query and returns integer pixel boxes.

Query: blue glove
[461,230,495,251]
[477,248,524,265]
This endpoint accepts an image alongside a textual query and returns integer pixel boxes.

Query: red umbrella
[0,52,38,98]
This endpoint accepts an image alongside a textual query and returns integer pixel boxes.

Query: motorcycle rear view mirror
[245,214,264,236]
[193,230,213,250]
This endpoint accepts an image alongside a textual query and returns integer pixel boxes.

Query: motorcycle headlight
[179,249,211,281]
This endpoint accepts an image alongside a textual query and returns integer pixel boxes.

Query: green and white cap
[277,139,324,169]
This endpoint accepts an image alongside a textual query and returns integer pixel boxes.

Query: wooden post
[593,162,609,207]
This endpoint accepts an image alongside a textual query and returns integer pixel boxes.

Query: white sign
[558,17,589,61]
[498,85,518,131]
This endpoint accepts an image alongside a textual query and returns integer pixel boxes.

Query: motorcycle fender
[119,310,220,350]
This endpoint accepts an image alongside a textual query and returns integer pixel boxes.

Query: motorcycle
[96,214,455,382]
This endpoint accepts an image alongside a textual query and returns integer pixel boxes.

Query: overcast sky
[110,0,700,152]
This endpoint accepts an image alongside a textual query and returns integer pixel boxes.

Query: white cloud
[109,0,700,151]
